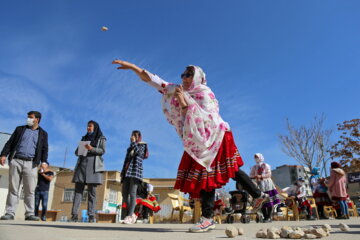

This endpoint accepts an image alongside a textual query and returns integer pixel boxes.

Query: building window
[64,189,74,202]
[64,189,87,202]
[108,189,117,203]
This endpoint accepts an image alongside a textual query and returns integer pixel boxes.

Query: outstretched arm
[112,59,151,82]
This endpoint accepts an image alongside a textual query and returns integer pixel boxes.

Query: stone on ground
[304,233,317,239]
[225,226,238,238]
[256,229,267,238]
[322,224,332,232]
[289,230,304,239]
[339,223,350,232]
[237,227,244,235]
[311,228,327,238]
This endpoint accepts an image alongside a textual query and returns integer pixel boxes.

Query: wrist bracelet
[182,105,188,110]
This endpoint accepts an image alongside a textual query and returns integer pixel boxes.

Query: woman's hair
[184,66,195,75]
[331,161,341,169]
[132,130,142,140]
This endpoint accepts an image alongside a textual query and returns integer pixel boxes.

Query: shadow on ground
[1,223,180,233]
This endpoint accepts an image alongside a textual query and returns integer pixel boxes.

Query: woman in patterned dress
[112,60,268,232]
[250,153,280,222]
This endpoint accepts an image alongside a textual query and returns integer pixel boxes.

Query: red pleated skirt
[174,131,243,198]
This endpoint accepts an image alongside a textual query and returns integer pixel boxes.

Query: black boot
[266,206,273,222]
[307,215,315,220]
[261,207,268,222]
[89,215,95,223]
[71,214,78,222]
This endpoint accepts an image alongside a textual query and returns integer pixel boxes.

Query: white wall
[0,166,9,216]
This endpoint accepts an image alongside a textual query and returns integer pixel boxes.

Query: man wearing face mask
[0,111,48,221]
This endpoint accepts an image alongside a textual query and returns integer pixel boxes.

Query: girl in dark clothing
[71,120,106,222]
[121,130,148,224]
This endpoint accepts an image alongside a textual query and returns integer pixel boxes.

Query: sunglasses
[181,73,193,79]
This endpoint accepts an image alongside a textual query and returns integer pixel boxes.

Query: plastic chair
[323,205,337,218]
[348,201,359,217]
[81,209,88,222]
[285,197,299,221]
[168,193,192,223]
[274,207,289,221]
[307,197,320,219]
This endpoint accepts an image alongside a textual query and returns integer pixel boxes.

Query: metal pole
[63,147,68,168]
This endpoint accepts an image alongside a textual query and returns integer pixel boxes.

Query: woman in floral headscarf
[250,153,280,222]
[112,60,267,233]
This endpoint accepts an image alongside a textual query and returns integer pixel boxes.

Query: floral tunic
[145,66,229,171]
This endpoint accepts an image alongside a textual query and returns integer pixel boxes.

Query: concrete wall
[0,167,10,216]
[272,165,292,189]
[272,165,312,196]
[0,132,11,216]
[144,178,180,219]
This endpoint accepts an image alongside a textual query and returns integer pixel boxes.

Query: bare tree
[279,114,333,176]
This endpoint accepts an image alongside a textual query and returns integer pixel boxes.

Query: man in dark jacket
[0,111,48,221]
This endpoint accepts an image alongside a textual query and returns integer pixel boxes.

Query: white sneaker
[189,217,216,233]
[130,214,138,224]
[123,214,138,224]
[123,216,133,224]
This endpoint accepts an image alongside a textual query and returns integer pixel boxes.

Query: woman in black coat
[71,120,106,222]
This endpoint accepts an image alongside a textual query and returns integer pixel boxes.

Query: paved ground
[0,218,359,240]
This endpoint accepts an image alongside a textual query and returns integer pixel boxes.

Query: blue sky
[0,1,359,183]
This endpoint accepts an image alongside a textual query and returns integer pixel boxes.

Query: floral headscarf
[254,153,265,165]
[161,66,229,171]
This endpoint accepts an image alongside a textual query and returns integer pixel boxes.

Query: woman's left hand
[85,144,93,150]
[175,85,187,106]
[175,85,184,99]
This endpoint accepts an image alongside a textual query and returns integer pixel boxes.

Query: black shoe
[306,215,315,220]
[263,218,272,223]
[0,214,14,220]
[338,214,349,219]
[41,216,46,221]
[71,214,78,222]
[89,216,95,223]
[25,215,40,221]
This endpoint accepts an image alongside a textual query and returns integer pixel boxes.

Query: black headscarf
[81,120,103,147]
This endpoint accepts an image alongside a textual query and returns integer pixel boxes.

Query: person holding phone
[71,120,106,223]
[121,130,149,224]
